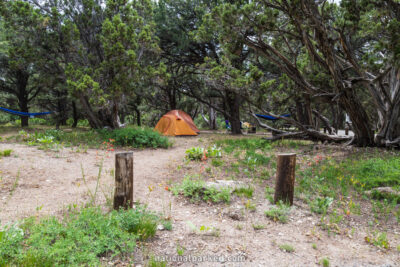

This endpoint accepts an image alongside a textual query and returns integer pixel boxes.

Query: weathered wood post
[274,153,296,206]
[114,152,134,210]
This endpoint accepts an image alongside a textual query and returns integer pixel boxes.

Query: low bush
[16,127,171,149]
[0,206,158,266]
[185,147,206,161]
[233,186,254,198]
[185,145,222,161]
[99,127,171,148]
[0,149,12,157]
[265,202,291,223]
[172,176,231,203]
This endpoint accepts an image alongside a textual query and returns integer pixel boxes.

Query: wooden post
[274,153,296,206]
[114,152,134,210]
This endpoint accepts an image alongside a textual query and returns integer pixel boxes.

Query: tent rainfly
[154,110,199,136]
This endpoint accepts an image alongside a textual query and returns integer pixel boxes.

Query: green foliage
[0,149,12,157]
[265,186,274,203]
[64,0,160,128]
[265,202,291,223]
[0,206,159,266]
[15,127,170,149]
[185,145,222,161]
[147,256,167,267]
[278,244,295,253]
[185,147,206,160]
[99,127,171,148]
[252,224,265,230]
[365,231,390,249]
[233,186,254,198]
[172,176,231,203]
[298,156,400,202]
[320,257,330,267]
[310,197,333,214]
[162,220,172,231]
[207,145,222,158]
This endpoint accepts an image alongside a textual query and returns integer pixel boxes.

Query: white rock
[205,180,246,192]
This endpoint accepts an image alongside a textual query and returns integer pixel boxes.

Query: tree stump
[114,152,134,210]
[274,153,296,206]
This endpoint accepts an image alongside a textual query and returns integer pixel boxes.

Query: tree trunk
[303,94,313,128]
[168,86,177,110]
[374,68,400,146]
[135,107,141,126]
[18,99,29,127]
[295,95,313,129]
[79,94,103,128]
[226,91,241,134]
[340,92,374,146]
[16,70,30,127]
[209,105,217,130]
[72,101,79,128]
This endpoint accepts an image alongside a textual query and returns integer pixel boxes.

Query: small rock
[205,180,246,192]
[157,225,164,231]
[365,187,400,197]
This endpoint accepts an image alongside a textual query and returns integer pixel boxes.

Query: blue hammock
[0,107,53,118]
[255,113,291,121]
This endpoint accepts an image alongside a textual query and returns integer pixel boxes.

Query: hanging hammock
[255,113,291,121]
[0,107,53,118]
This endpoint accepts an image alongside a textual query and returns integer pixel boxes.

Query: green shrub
[0,206,159,266]
[0,149,12,157]
[16,127,170,149]
[310,197,333,214]
[185,145,222,161]
[207,145,222,158]
[279,244,295,253]
[233,186,254,198]
[265,202,291,223]
[320,257,330,267]
[185,147,206,161]
[172,176,231,203]
[100,127,170,148]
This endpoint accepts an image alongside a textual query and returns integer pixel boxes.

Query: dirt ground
[0,135,399,267]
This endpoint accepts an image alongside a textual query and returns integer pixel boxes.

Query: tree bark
[226,91,241,134]
[209,105,217,130]
[135,107,141,126]
[72,101,79,128]
[274,153,296,206]
[114,152,134,210]
[339,93,374,146]
[16,70,30,127]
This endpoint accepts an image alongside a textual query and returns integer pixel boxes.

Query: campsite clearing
[1,131,399,266]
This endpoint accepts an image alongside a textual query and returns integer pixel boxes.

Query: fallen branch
[251,113,287,135]
[312,109,335,134]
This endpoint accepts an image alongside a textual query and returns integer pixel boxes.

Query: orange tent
[154,110,199,136]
